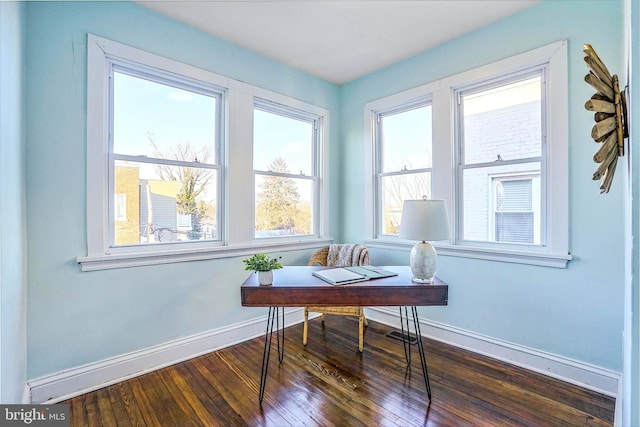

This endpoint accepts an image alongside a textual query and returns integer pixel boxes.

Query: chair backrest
[308,245,370,267]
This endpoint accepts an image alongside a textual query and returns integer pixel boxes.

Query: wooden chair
[303,245,370,352]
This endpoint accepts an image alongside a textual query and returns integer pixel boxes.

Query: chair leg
[303,308,308,346]
[358,314,364,352]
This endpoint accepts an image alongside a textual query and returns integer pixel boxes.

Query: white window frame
[365,40,571,268]
[252,99,321,240]
[109,62,225,249]
[455,68,545,251]
[370,97,434,238]
[78,34,331,271]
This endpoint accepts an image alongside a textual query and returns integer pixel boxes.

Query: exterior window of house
[374,100,433,236]
[114,194,127,221]
[253,102,319,238]
[491,175,540,244]
[111,67,222,247]
[456,72,544,248]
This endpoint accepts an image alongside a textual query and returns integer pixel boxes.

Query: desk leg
[258,307,285,403]
[399,306,432,401]
[276,306,284,363]
[411,306,432,401]
[399,306,412,365]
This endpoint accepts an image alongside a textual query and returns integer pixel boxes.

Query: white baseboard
[28,308,306,404]
[365,307,620,397]
[613,375,623,427]
[22,383,31,404]
[28,306,620,404]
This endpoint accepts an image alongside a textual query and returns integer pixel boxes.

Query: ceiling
[136,0,540,84]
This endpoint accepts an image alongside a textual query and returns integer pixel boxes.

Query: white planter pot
[257,270,273,286]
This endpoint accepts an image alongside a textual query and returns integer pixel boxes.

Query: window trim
[364,40,571,268]
[78,34,331,271]
[374,98,433,238]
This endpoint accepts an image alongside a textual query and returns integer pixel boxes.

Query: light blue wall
[24,1,340,378]
[341,0,625,372]
[0,1,28,402]
[625,0,639,423]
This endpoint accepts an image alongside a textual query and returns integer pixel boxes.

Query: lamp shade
[399,199,450,242]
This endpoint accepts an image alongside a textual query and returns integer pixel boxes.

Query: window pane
[461,76,541,165]
[497,179,532,211]
[381,172,431,235]
[253,109,313,175]
[113,161,218,246]
[381,105,432,172]
[255,174,313,237]
[113,71,217,164]
[462,162,540,243]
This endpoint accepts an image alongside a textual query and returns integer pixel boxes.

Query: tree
[382,163,431,234]
[255,157,301,233]
[148,132,213,217]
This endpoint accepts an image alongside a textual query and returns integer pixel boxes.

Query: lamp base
[409,241,437,284]
[411,276,435,284]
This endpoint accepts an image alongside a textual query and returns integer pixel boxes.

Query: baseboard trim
[365,307,620,397]
[28,308,306,404]
[22,383,31,404]
[28,306,619,404]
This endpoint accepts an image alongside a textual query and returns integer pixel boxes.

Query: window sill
[77,238,333,272]
[364,239,572,268]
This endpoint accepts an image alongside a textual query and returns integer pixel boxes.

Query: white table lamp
[399,198,450,283]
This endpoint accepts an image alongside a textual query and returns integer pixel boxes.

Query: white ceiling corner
[135,0,540,84]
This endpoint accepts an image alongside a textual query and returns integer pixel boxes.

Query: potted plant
[242,253,283,285]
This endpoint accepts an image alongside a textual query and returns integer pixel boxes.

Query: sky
[113,70,315,179]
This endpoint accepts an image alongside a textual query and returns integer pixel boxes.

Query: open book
[312,266,398,285]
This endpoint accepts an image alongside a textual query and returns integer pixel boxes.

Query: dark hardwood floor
[64,316,615,426]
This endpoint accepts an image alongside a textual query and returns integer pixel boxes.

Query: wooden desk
[240,266,449,403]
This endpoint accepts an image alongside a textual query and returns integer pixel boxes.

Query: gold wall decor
[583,44,628,193]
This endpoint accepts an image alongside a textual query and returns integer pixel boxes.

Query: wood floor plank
[94,387,118,427]
[127,376,167,426]
[63,316,615,426]
[67,396,88,427]
[82,391,102,426]
[177,360,247,426]
[109,381,145,427]
[199,349,291,426]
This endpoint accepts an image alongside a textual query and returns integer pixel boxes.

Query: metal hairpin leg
[399,306,412,365]
[258,306,285,403]
[399,306,432,401]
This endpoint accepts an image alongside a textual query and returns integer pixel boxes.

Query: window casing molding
[78,34,331,271]
[364,40,571,268]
